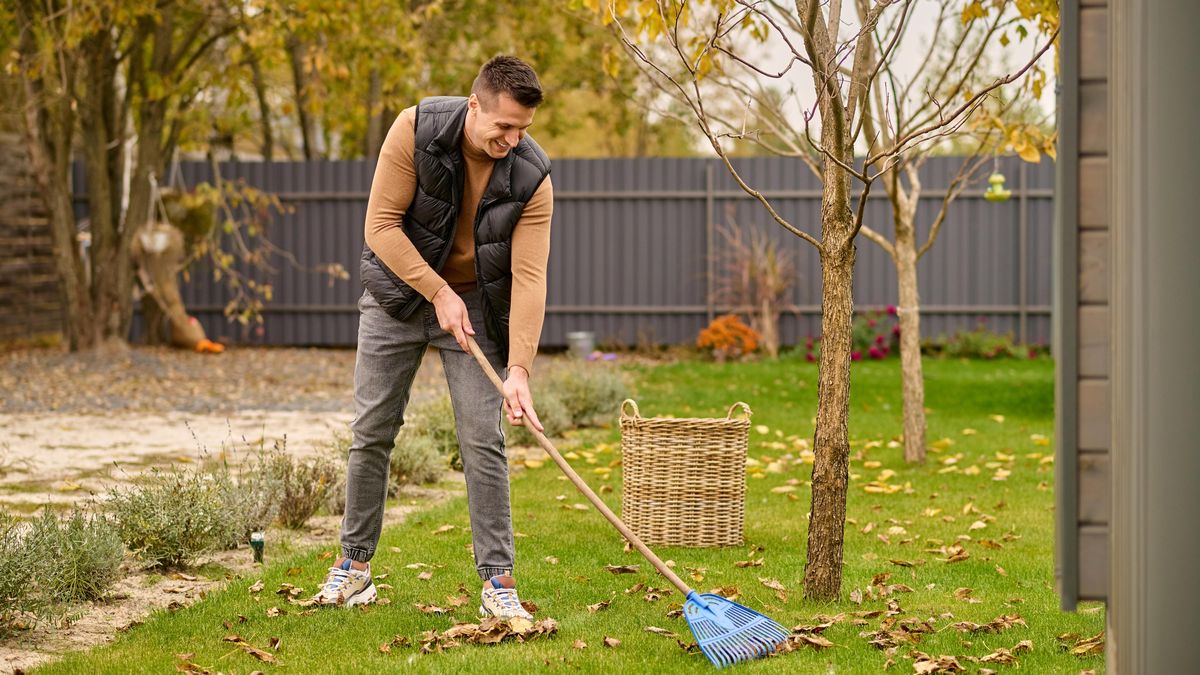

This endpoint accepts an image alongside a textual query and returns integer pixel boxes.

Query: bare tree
[603,0,1056,599]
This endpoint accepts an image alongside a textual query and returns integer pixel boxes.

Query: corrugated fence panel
[74,156,1053,348]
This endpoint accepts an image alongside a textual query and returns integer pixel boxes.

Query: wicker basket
[619,399,751,548]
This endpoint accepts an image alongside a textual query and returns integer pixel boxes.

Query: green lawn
[37,356,1105,674]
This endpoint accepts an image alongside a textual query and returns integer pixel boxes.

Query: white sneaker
[480,576,534,620]
[313,560,377,607]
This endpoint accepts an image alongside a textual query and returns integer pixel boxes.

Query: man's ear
[468,93,479,113]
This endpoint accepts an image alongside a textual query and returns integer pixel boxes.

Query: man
[313,56,553,621]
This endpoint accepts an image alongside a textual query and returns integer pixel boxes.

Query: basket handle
[725,401,753,419]
[620,398,641,419]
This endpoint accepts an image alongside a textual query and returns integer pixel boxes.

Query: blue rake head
[683,591,790,668]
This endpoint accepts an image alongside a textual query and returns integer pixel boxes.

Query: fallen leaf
[417,571,433,581]
[1062,631,1105,656]
[587,599,612,613]
[644,626,679,638]
[248,580,264,594]
[605,564,640,574]
[642,587,671,602]
[415,603,450,614]
[543,556,559,565]
[951,614,1027,634]
[953,587,981,604]
[446,594,469,607]
[508,617,534,634]
[603,636,621,648]
[789,633,834,650]
[266,607,285,617]
[912,653,965,673]
[573,639,587,650]
[432,525,456,535]
[758,578,787,592]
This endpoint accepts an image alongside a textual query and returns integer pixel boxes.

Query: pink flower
[805,337,814,348]
[852,351,863,361]
[868,347,881,359]
[893,325,901,336]
[1028,348,1038,359]
[881,346,890,356]
[886,305,897,316]
[875,335,885,345]
[868,319,877,328]
[805,352,816,362]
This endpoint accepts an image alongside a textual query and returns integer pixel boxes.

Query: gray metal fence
[75,156,1053,348]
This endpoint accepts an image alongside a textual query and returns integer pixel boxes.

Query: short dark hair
[472,56,544,109]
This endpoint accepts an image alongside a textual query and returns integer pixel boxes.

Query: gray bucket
[566,331,595,359]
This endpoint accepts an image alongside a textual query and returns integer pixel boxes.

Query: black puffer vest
[360,96,551,360]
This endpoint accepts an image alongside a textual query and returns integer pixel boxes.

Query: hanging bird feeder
[984,158,1012,202]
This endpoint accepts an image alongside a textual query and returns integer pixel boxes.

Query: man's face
[466,92,536,159]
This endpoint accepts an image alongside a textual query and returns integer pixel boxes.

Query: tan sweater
[363,106,554,373]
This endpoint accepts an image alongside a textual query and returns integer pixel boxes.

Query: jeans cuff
[478,566,513,581]
[342,546,373,564]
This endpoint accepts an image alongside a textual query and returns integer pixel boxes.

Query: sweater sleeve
[363,107,449,301]
[506,177,554,374]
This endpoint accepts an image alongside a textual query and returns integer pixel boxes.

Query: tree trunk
[366,67,384,159]
[758,295,779,358]
[15,4,94,350]
[894,231,927,463]
[248,52,274,164]
[286,34,316,161]
[804,214,856,601]
[81,32,129,348]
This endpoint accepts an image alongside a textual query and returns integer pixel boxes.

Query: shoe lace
[322,567,353,595]
[490,587,523,612]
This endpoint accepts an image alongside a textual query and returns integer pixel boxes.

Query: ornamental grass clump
[27,507,124,604]
[109,468,239,569]
[267,450,342,529]
[543,362,629,427]
[0,512,38,633]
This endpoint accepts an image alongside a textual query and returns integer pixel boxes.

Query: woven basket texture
[619,399,750,547]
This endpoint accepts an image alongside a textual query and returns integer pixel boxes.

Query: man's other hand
[432,285,474,351]
[503,365,544,433]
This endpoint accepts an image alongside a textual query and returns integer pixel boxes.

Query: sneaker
[480,575,534,620]
[312,559,377,607]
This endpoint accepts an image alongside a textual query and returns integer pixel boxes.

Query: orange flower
[697,315,760,360]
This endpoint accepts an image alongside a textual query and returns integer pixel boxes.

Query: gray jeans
[341,287,514,580]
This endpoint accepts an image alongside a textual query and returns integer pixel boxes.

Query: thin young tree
[600,0,1056,599]
[853,3,1058,463]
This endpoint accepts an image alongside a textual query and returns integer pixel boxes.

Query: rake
[466,337,790,668]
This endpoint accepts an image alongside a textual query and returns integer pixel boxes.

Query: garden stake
[466,337,790,668]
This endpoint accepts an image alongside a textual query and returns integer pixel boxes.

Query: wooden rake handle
[465,337,694,597]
